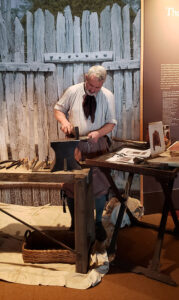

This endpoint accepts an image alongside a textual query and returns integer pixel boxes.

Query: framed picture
[148,121,165,157]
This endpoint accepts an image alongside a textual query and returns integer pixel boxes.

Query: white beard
[85,90,97,97]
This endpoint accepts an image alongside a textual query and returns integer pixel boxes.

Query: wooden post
[74,170,95,273]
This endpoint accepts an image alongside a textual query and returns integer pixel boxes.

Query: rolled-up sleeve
[54,87,73,114]
[104,89,117,125]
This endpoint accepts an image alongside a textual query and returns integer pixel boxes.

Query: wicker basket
[22,229,76,264]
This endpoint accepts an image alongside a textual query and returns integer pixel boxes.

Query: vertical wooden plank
[73,16,83,84]
[34,8,48,161]
[32,188,41,206]
[14,17,27,159]
[100,6,113,91]
[12,17,24,204]
[21,188,33,206]
[39,188,50,206]
[82,10,90,74]
[0,74,8,160]
[90,12,99,52]
[56,12,65,98]
[11,188,22,205]
[122,4,132,139]
[26,11,35,160]
[63,6,73,90]
[44,10,58,160]
[26,12,36,206]
[133,10,141,140]
[49,188,61,206]
[111,3,123,138]
[56,12,66,140]
[1,189,11,204]
[1,0,13,61]
[0,10,17,160]
[0,11,8,61]
[0,11,11,160]
[4,73,17,159]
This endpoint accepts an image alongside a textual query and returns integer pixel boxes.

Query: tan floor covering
[0,205,179,299]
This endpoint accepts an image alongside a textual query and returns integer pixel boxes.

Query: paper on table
[106,148,151,164]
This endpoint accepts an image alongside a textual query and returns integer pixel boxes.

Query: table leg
[132,178,178,286]
[74,170,95,274]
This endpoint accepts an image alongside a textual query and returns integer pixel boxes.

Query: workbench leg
[132,179,177,286]
[74,170,95,274]
[107,172,134,255]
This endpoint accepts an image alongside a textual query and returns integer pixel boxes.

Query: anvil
[50,127,88,172]
[50,138,82,172]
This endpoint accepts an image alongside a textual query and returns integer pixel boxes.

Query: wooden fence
[0,3,141,205]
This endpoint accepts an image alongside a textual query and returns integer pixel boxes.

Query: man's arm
[88,123,115,143]
[54,109,73,135]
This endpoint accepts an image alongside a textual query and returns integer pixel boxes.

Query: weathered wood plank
[82,10,90,74]
[44,10,58,161]
[21,187,33,205]
[111,3,123,59]
[26,11,35,160]
[49,188,61,205]
[122,4,133,139]
[0,62,55,72]
[56,12,65,98]
[0,11,9,160]
[1,0,13,61]
[56,12,66,140]
[34,9,48,160]
[100,6,113,91]
[14,17,28,158]
[44,51,113,63]
[0,74,8,160]
[102,59,140,70]
[132,10,141,140]
[73,16,83,84]
[111,3,123,137]
[1,189,11,203]
[64,6,73,90]
[4,73,17,159]
[0,11,9,61]
[90,12,99,52]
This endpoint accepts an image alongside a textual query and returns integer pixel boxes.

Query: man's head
[85,65,107,96]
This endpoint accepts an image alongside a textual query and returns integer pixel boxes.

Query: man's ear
[85,74,88,81]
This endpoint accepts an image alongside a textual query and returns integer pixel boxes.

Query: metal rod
[0,208,76,254]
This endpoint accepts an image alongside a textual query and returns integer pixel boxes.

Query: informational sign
[142,0,179,211]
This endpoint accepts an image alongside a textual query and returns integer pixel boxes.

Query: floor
[0,214,179,300]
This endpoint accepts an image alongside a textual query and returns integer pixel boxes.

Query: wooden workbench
[86,152,179,286]
[0,166,95,274]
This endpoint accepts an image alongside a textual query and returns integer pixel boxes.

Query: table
[85,152,179,286]
[0,167,95,274]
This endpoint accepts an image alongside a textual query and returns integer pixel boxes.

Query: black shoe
[95,222,107,242]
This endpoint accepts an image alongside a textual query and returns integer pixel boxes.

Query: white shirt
[54,82,117,136]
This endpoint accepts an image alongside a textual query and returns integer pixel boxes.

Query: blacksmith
[54,65,117,240]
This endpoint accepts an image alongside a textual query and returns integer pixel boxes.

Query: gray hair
[86,65,107,81]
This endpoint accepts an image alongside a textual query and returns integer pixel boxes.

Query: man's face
[85,75,104,96]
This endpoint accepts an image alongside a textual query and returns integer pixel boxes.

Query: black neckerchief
[83,85,97,123]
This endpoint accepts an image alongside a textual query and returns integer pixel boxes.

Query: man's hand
[88,130,100,143]
[54,109,73,135]
[60,121,74,135]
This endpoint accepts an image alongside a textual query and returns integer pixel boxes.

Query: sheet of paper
[106,148,151,164]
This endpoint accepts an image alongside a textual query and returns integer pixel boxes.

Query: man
[54,65,117,240]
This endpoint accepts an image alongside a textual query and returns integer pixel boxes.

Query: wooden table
[86,152,179,286]
[0,167,95,274]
